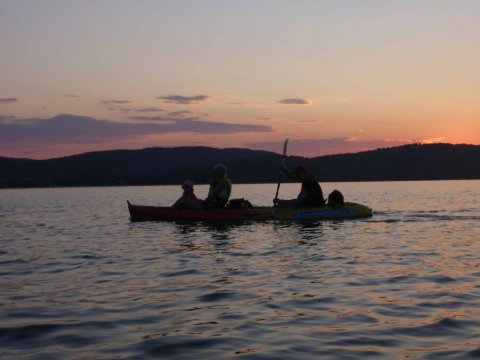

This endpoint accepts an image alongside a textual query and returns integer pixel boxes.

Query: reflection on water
[0,181,480,359]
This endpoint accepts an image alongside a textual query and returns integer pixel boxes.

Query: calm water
[1,181,480,359]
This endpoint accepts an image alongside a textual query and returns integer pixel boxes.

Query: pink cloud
[421,137,445,144]
[168,110,194,117]
[57,94,84,99]
[277,98,311,105]
[0,97,19,104]
[135,107,164,113]
[100,99,133,105]
[157,95,211,105]
[108,107,132,113]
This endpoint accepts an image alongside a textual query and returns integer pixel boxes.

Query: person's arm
[206,182,215,201]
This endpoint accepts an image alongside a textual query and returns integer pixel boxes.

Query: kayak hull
[127,201,372,222]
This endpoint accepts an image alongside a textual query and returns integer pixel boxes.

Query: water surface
[1,181,480,359]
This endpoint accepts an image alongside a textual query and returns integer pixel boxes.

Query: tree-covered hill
[1,143,479,188]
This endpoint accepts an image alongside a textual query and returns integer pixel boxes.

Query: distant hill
[309,143,480,181]
[0,143,479,188]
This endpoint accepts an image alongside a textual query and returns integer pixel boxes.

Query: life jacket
[206,177,232,208]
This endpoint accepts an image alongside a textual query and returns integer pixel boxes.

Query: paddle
[273,138,289,214]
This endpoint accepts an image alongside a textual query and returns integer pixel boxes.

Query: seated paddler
[171,180,204,209]
[273,165,325,208]
[203,164,232,209]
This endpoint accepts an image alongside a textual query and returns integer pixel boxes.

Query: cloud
[57,94,84,99]
[277,98,311,105]
[135,107,164,113]
[421,137,445,144]
[0,115,16,122]
[167,110,194,117]
[0,97,19,104]
[101,99,137,113]
[109,106,166,113]
[294,120,323,124]
[128,115,176,122]
[100,99,133,106]
[157,95,211,105]
[247,137,413,157]
[129,111,206,122]
[108,107,132,113]
[0,114,272,146]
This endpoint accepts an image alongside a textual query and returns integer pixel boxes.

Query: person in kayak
[172,180,203,208]
[204,164,232,209]
[273,165,325,208]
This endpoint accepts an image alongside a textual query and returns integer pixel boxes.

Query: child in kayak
[172,180,203,208]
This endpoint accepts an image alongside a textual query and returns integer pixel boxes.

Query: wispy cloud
[167,110,194,117]
[128,111,200,122]
[0,97,19,104]
[108,105,165,113]
[108,107,133,113]
[128,115,175,122]
[247,137,413,157]
[0,115,16,122]
[101,99,136,113]
[129,110,211,122]
[135,107,164,113]
[277,98,311,105]
[57,94,84,99]
[157,95,211,105]
[100,99,133,106]
[294,120,323,124]
[421,137,445,144]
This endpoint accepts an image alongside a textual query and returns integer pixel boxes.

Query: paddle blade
[282,138,289,157]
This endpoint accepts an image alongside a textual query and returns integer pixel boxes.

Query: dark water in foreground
[1,181,480,359]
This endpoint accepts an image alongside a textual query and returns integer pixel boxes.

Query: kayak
[127,201,373,222]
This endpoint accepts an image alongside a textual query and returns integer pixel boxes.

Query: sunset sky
[1,0,479,159]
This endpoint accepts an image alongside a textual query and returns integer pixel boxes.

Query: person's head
[293,165,309,179]
[182,179,194,191]
[213,164,227,180]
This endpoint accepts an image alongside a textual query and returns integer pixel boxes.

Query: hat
[293,165,307,175]
[182,180,194,190]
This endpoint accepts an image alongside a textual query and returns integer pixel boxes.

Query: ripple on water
[392,317,478,338]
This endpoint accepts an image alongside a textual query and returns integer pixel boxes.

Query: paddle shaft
[274,138,289,200]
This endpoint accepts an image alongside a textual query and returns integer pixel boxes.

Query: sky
[1,0,480,159]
